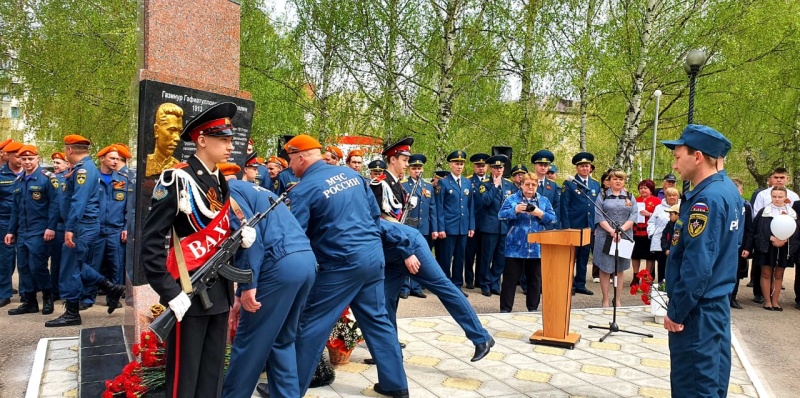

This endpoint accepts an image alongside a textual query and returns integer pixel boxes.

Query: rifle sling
[172,230,193,294]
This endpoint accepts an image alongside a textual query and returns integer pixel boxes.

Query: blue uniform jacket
[498,191,556,258]
[560,175,600,230]
[0,164,22,220]
[666,173,744,324]
[254,164,272,191]
[228,180,313,290]
[476,177,516,235]
[469,174,488,231]
[288,160,382,265]
[53,171,68,230]
[98,170,128,234]
[377,220,416,267]
[60,156,101,231]
[435,173,475,235]
[274,167,299,195]
[537,178,561,229]
[8,167,61,234]
[401,177,438,236]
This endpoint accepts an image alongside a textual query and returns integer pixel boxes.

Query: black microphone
[566,175,590,191]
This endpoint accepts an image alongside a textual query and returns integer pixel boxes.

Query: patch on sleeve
[51,178,59,189]
[687,213,708,238]
[690,202,709,213]
[76,169,87,185]
[153,185,168,201]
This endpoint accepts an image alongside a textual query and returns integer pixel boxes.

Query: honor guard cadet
[85,145,128,310]
[371,137,413,221]
[46,135,125,327]
[283,135,409,397]
[48,152,69,301]
[368,159,387,180]
[4,145,59,315]
[476,155,516,296]
[221,178,316,398]
[0,140,23,308]
[661,125,743,397]
[398,154,436,299]
[510,164,528,191]
[465,153,489,290]
[436,150,475,293]
[378,220,495,361]
[560,152,600,296]
[242,151,261,184]
[531,150,561,229]
[141,102,241,397]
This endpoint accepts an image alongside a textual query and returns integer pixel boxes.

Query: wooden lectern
[527,228,591,349]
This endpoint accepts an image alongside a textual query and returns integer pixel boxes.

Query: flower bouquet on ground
[103,329,166,397]
[631,270,668,321]
[326,306,364,365]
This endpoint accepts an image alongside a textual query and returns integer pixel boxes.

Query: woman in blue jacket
[498,172,557,312]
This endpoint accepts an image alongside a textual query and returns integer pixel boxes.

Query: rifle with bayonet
[150,184,297,342]
[399,176,422,226]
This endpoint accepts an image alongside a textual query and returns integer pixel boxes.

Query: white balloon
[770,214,797,240]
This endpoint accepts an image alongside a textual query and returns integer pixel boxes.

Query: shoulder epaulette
[118,170,128,179]
[466,174,474,179]
[400,178,408,183]
[504,178,514,184]
[40,169,55,178]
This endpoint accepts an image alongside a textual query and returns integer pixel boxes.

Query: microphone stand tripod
[567,179,653,342]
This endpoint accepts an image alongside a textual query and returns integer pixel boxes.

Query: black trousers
[500,257,541,312]
[165,311,229,398]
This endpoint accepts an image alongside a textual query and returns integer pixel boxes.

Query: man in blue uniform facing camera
[436,150,475,294]
[285,134,409,398]
[475,155,516,296]
[531,150,560,230]
[661,124,743,397]
[560,152,600,296]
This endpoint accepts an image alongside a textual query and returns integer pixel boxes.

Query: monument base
[529,330,581,349]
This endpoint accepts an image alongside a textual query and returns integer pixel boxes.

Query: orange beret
[256,157,265,165]
[64,134,91,146]
[347,149,364,160]
[97,144,122,158]
[51,152,67,161]
[17,145,38,157]
[326,145,343,159]
[114,143,133,159]
[267,156,287,169]
[217,162,241,176]
[284,134,322,154]
[0,139,12,150]
[3,141,23,153]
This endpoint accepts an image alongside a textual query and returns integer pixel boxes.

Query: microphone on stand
[565,175,590,191]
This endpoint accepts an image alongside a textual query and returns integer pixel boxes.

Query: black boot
[100,279,125,314]
[8,293,39,315]
[42,290,54,315]
[45,301,82,327]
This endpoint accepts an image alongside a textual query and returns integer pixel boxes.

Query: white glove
[241,226,256,248]
[409,196,419,208]
[169,292,192,322]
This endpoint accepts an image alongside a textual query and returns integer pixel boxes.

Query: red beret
[64,134,91,146]
[3,141,24,153]
[51,152,67,161]
[17,145,38,157]
[284,134,322,154]
[217,162,241,176]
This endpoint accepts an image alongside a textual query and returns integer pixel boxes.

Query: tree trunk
[434,0,458,168]
[518,0,540,151]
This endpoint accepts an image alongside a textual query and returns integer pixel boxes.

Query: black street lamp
[683,50,707,191]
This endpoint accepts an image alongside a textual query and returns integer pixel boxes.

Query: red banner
[166,201,231,279]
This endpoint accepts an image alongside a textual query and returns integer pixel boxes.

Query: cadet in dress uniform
[84,145,128,309]
[560,152,600,296]
[284,135,408,398]
[476,155,516,296]
[465,153,489,289]
[371,137,413,221]
[531,150,560,229]
[247,138,272,190]
[0,140,23,308]
[436,150,475,293]
[5,145,59,315]
[399,154,435,299]
[46,135,125,327]
[242,151,261,183]
[661,125,742,397]
[48,152,69,301]
[141,103,239,398]
[222,176,316,398]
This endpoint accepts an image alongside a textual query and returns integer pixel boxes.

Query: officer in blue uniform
[284,135,408,397]
[398,154,436,299]
[368,159,387,180]
[0,140,23,308]
[5,145,60,315]
[476,155,516,296]
[510,164,528,192]
[46,135,125,327]
[661,124,743,397]
[436,150,475,294]
[465,153,489,289]
[379,220,495,362]
[560,152,600,296]
[222,177,316,398]
[114,144,134,285]
[546,164,559,181]
[85,145,128,310]
[48,152,70,301]
[531,150,560,229]
[273,165,299,195]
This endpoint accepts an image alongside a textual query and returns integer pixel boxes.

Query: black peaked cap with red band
[180,102,238,142]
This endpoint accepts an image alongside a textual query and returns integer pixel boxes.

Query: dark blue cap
[469,153,490,164]
[661,124,732,158]
[548,164,558,173]
[409,154,427,166]
[447,150,467,162]
[434,170,449,178]
[368,159,387,171]
[571,152,594,165]
[510,164,528,175]
[531,150,554,164]
[486,155,507,168]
